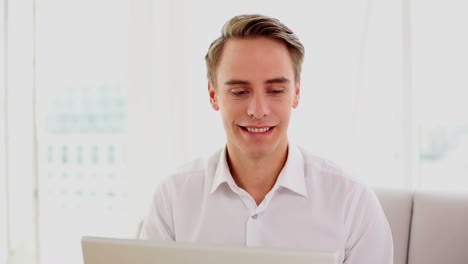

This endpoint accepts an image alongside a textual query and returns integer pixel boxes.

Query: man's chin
[241,144,278,159]
[227,136,287,159]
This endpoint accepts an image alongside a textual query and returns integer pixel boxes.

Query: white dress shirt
[140,143,393,264]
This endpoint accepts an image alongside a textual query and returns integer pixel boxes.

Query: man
[140,14,393,264]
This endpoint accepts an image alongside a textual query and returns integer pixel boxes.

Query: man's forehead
[215,37,296,86]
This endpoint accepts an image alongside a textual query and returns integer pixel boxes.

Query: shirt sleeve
[139,182,175,241]
[343,185,394,264]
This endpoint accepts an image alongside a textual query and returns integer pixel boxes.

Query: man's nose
[247,93,270,119]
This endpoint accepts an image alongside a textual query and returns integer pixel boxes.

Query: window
[413,0,468,191]
[36,0,129,263]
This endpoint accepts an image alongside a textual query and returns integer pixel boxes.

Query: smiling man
[211,36,300,205]
[141,14,393,264]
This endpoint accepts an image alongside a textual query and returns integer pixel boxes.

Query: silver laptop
[82,236,338,264]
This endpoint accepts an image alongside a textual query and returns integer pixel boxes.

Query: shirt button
[252,214,258,219]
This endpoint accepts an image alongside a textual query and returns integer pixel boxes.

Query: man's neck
[226,142,289,205]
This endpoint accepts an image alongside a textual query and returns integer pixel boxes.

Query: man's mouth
[240,126,275,133]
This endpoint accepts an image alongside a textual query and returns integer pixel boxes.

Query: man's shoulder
[157,148,222,190]
[296,145,377,221]
[296,145,367,193]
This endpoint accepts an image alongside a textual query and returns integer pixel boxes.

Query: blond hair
[205,14,305,87]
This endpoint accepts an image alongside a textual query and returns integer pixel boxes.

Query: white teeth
[246,127,270,133]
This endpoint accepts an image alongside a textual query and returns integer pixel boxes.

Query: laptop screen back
[81,236,338,264]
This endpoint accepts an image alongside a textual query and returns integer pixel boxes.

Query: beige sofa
[375,188,468,264]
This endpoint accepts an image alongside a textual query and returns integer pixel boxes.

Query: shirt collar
[274,143,308,197]
[210,146,236,194]
[210,143,308,197]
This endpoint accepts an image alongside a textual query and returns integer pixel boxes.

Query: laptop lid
[82,236,338,264]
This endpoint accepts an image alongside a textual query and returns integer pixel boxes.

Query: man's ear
[208,82,219,111]
[292,80,300,109]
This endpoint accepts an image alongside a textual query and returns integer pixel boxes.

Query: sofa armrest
[408,191,468,264]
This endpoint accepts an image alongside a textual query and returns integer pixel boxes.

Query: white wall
[1,0,8,262]
[2,0,38,263]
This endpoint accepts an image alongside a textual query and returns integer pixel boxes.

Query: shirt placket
[235,187,277,247]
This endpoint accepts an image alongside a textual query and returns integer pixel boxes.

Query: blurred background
[1,0,467,263]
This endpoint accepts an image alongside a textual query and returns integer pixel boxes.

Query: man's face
[209,37,300,159]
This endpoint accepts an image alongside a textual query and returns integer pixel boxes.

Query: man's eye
[269,89,284,94]
[231,90,248,96]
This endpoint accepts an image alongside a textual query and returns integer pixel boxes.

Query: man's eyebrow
[265,77,291,84]
[224,79,250,86]
[225,78,291,86]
